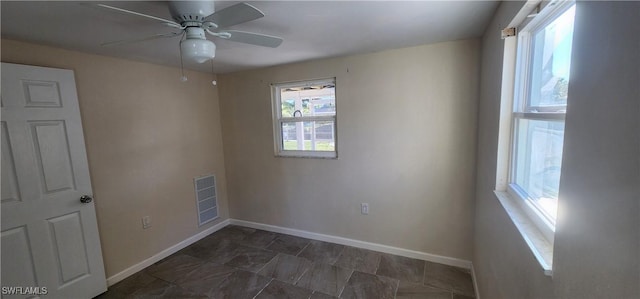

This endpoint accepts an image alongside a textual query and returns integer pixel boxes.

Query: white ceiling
[1,1,499,74]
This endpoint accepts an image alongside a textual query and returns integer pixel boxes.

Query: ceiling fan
[97,1,283,64]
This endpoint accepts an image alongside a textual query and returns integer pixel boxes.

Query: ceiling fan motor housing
[185,27,207,40]
[169,1,215,23]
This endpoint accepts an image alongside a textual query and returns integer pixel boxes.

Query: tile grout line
[337,268,354,298]
[296,241,313,257]
[254,253,278,275]
[263,238,277,249]
[373,254,382,275]
[171,262,208,290]
[422,261,427,285]
[393,277,399,299]
[293,263,311,285]
[252,278,273,299]
[331,245,347,266]
[301,261,319,295]
[334,246,346,267]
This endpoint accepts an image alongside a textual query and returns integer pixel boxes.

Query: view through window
[272,79,337,158]
[511,3,575,224]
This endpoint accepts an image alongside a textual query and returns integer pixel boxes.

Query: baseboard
[229,219,472,269]
[471,263,481,299]
[106,218,230,286]
[106,218,475,287]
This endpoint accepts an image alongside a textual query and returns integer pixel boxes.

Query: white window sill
[275,152,337,159]
[494,190,554,276]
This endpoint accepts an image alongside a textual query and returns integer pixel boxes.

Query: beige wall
[218,39,480,260]
[1,39,229,278]
[473,2,639,298]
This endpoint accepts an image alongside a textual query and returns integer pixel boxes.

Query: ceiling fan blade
[222,30,283,48]
[95,3,181,27]
[101,32,181,47]
[204,3,264,28]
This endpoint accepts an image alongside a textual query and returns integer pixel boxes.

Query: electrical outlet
[361,203,369,215]
[142,216,152,229]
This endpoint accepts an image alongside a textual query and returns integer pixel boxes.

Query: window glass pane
[528,5,575,110]
[281,121,335,152]
[280,84,335,118]
[514,119,564,220]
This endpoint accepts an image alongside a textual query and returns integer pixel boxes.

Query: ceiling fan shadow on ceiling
[96,1,283,81]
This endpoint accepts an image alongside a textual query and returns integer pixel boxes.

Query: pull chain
[179,33,187,82]
[210,59,217,86]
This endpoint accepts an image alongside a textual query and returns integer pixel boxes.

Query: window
[494,1,575,274]
[271,78,337,158]
[505,1,576,239]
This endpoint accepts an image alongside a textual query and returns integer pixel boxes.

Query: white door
[1,63,107,298]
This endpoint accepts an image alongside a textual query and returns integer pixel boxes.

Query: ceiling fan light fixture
[95,2,282,68]
[181,38,216,64]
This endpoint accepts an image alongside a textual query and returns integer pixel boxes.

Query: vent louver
[194,175,218,226]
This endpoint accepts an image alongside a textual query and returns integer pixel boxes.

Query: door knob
[80,195,93,204]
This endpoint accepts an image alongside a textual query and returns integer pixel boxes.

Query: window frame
[508,0,575,241]
[494,0,576,276]
[271,78,337,159]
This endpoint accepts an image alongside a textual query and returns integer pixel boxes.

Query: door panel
[1,121,21,203]
[48,212,90,285]
[30,120,76,194]
[1,226,38,287]
[23,80,63,108]
[1,63,107,298]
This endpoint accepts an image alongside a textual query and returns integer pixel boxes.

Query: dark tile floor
[96,225,475,299]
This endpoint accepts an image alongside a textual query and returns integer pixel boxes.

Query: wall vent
[194,175,218,226]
